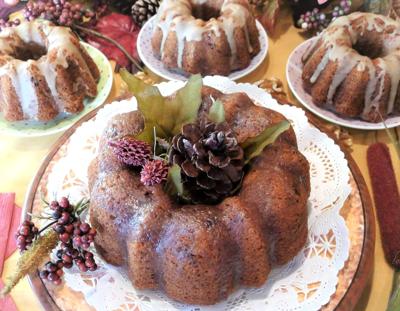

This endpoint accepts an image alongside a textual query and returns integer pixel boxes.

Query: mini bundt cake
[0,20,100,122]
[88,85,310,305]
[151,0,261,76]
[302,12,400,122]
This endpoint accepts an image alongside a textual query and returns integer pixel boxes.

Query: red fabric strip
[367,143,400,268]
[0,279,18,311]
[5,205,21,259]
[0,193,15,276]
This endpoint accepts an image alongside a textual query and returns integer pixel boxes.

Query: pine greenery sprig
[0,230,58,297]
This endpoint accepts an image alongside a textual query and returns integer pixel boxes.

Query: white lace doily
[45,76,351,311]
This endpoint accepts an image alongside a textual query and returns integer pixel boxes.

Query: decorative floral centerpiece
[109,71,290,205]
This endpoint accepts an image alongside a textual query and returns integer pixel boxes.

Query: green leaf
[208,99,225,124]
[165,164,184,197]
[0,230,58,297]
[168,74,203,135]
[121,69,203,144]
[241,120,290,164]
[121,69,167,144]
[387,271,400,311]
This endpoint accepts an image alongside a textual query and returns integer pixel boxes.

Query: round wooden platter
[22,100,375,311]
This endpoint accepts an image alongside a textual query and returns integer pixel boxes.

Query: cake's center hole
[13,42,47,61]
[192,5,220,21]
[353,36,384,59]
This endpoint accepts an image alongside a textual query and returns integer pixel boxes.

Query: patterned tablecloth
[0,7,399,311]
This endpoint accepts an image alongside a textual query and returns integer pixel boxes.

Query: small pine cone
[140,159,169,186]
[169,121,245,204]
[108,137,151,167]
[131,0,160,26]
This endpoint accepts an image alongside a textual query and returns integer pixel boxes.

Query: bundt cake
[0,20,100,122]
[88,83,310,305]
[151,0,261,76]
[302,12,400,122]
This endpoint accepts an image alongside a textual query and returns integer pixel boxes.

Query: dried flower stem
[72,24,144,72]
[38,220,58,235]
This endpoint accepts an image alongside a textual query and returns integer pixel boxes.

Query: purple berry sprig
[15,220,39,251]
[15,196,97,287]
[40,261,64,286]
[23,0,99,27]
[296,0,352,33]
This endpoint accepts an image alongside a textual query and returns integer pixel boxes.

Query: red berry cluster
[72,221,96,250]
[38,197,98,284]
[16,196,98,286]
[15,220,39,251]
[57,244,97,273]
[24,0,96,27]
[40,261,64,285]
[51,200,96,248]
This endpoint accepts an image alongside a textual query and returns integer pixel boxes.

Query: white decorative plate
[27,76,353,311]
[286,38,400,130]
[137,16,269,81]
[0,42,113,137]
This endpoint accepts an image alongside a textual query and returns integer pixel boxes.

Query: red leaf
[87,13,140,67]
[259,0,281,35]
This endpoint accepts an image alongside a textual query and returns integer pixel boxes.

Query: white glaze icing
[0,20,94,120]
[12,60,39,119]
[154,0,254,69]
[303,12,400,118]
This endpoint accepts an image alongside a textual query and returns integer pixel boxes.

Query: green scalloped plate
[0,42,113,137]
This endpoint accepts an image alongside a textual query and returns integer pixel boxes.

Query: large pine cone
[131,0,160,26]
[169,122,245,204]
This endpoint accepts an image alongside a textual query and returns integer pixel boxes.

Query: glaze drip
[0,20,96,120]
[154,0,254,69]
[302,12,400,120]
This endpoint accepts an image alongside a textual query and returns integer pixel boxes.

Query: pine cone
[131,0,160,26]
[141,159,169,186]
[108,137,151,166]
[169,122,244,204]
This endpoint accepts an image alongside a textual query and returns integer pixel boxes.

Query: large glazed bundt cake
[88,82,310,305]
[151,0,261,76]
[302,12,400,122]
[0,20,100,122]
